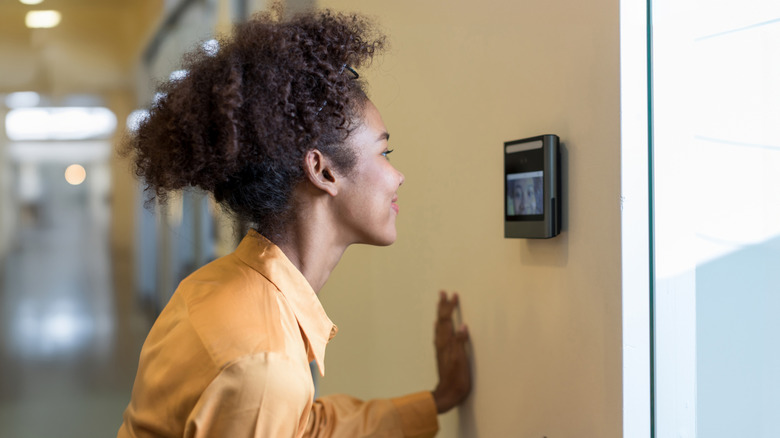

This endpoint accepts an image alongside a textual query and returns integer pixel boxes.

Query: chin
[370,234,397,247]
[351,222,398,247]
[379,237,397,246]
[363,230,397,247]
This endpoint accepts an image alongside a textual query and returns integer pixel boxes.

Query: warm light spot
[19,0,44,4]
[25,10,61,28]
[64,164,86,185]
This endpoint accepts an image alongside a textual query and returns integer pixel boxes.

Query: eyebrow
[377,131,390,142]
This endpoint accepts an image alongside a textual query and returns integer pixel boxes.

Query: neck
[275,196,349,294]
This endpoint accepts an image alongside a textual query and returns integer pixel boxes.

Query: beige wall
[316,0,623,436]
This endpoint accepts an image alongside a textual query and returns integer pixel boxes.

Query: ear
[303,149,339,196]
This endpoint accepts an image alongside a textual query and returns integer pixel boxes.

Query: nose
[397,168,405,187]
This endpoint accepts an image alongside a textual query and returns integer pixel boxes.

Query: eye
[381,149,394,160]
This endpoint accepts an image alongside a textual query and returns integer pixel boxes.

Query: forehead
[356,100,386,135]
[347,100,387,149]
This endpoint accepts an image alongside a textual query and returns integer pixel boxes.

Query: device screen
[506,171,544,216]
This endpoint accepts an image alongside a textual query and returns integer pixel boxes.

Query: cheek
[364,163,394,190]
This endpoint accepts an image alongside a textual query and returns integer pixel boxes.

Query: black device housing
[504,134,561,238]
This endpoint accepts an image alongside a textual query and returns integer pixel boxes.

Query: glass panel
[652,1,780,436]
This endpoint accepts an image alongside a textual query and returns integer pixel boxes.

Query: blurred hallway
[0,163,152,438]
[0,3,241,435]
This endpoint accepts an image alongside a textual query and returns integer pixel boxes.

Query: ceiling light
[26,10,61,29]
[20,0,45,5]
[5,92,40,109]
[6,107,117,141]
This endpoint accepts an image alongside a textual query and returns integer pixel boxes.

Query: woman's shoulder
[174,253,294,368]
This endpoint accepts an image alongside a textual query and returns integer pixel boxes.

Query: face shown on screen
[512,179,538,215]
[519,179,537,214]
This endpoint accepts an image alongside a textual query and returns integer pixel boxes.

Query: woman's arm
[303,291,472,438]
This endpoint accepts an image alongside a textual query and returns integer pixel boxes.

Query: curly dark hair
[124,7,385,239]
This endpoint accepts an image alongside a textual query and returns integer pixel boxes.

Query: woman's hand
[431,291,472,414]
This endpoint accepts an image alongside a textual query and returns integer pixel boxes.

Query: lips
[391,195,399,214]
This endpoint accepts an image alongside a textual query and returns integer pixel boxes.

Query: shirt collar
[235,230,338,376]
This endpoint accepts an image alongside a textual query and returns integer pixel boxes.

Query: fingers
[436,291,470,352]
[437,290,459,321]
[437,291,449,320]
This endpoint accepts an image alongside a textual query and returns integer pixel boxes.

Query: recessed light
[26,10,61,29]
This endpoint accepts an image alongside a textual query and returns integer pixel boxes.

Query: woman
[118,7,470,438]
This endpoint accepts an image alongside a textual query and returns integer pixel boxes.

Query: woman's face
[334,101,404,246]
[519,179,537,214]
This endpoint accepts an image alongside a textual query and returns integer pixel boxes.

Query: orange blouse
[118,230,438,438]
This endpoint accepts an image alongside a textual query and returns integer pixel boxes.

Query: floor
[0,164,152,438]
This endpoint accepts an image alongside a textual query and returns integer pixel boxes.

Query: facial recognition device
[504,134,561,239]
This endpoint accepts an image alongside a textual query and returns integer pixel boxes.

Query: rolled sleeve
[305,391,438,438]
[390,391,439,438]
